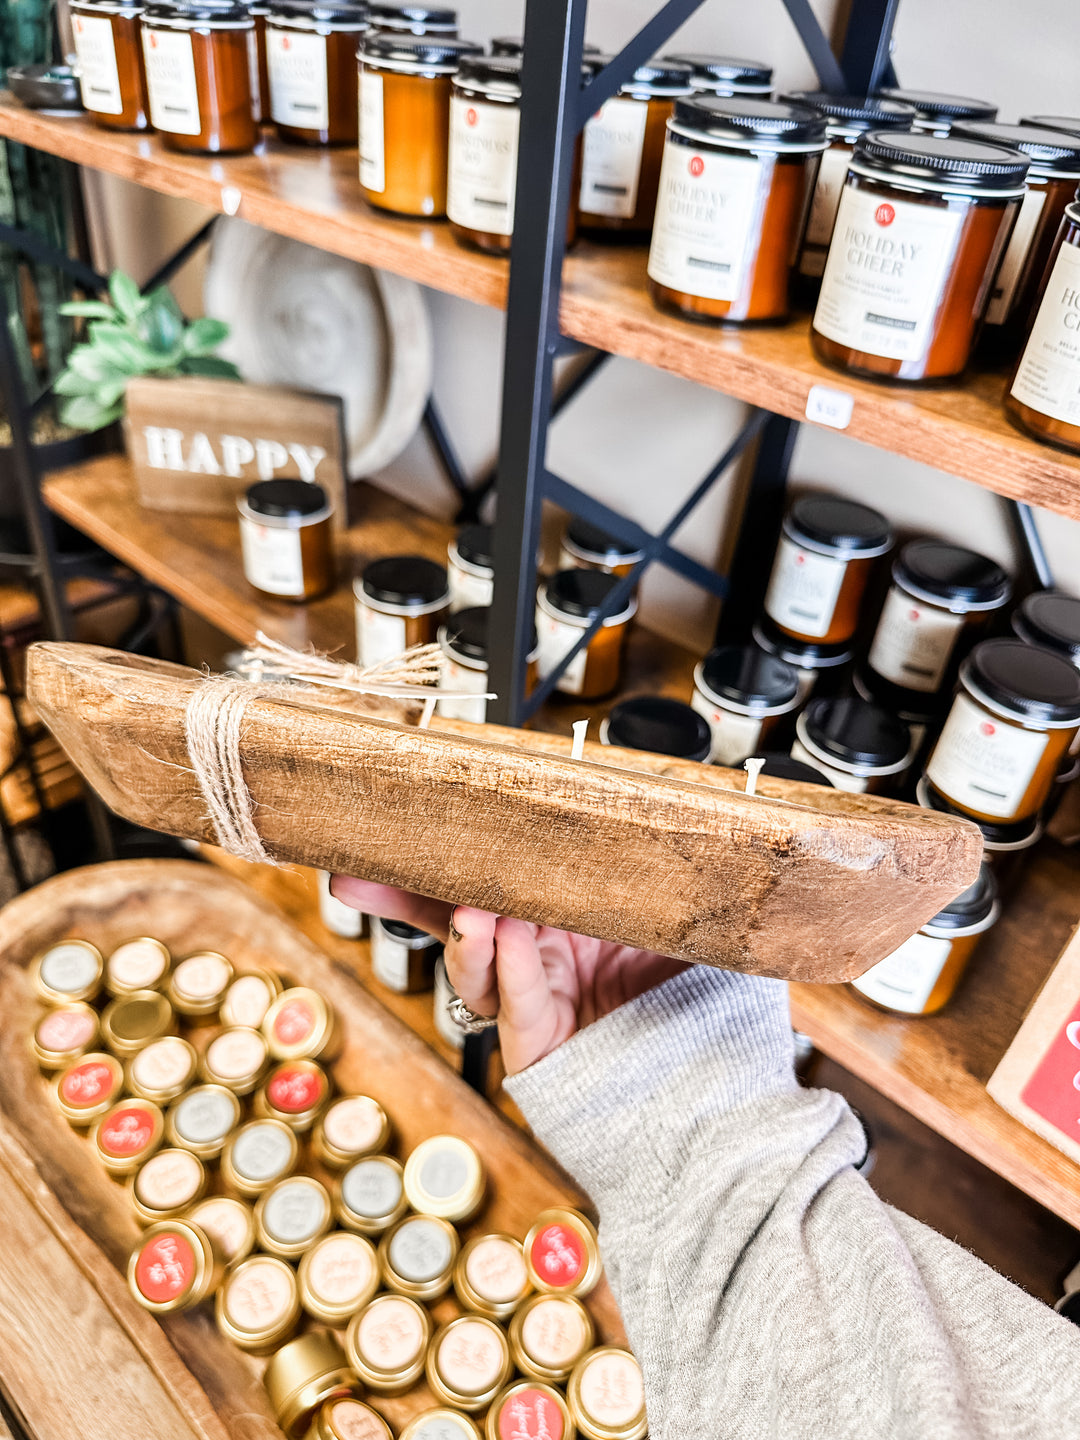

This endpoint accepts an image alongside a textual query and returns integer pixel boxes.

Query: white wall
[85,0,1080,653]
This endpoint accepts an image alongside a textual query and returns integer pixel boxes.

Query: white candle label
[764,535,847,639]
[1010,241,1080,425]
[813,187,963,362]
[175,1089,235,1144]
[264,1181,326,1243]
[647,143,765,301]
[868,586,964,693]
[342,1159,401,1219]
[358,68,385,192]
[800,145,852,268]
[267,27,328,131]
[578,1352,644,1428]
[791,738,869,793]
[308,1234,374,1304]
[240,518,305,597]
[927,693,1049,818]
[447,97,520,235]
[132,1038,192,1092]
[389,1218,452,1281]
[40,944,98,995]
[142,28,201,137]
[371,922,411,992]
[580,97,648,219]
[108,939,167,990]
[72,14,123,115]
[852,931,953,1013]
[690,690,764,767]
[448,564,493,611]
[436,658,487,723]
[985,187,1046,325]
[356,603,408,667]
[535,611,588,695]
[247,28,261,119]
[317,869,364,938]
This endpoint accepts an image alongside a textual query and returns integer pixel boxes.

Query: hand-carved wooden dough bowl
[26,642,983,983]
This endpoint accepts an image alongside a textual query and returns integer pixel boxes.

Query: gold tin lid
[567,1348,647,1440]
[399,1410,483,1440]
[32,939,103,1004]
[188,1195,256,1264]
[126,1034,198,1103]
[508,1293,594,1384]
[91,1098,165,1176]
[216,1253,301,1353]
[263,986,340,1062]
[255,1059,332,1131]
[33,1002,100,1070]
[127,1218,224,1314]
[485,1382,574,1440]
[105,936,172,997]
[222,1117,299,1198]
[298,1230,380,1324]
[378,1214,459,1302]
[309,1397,393,1440]
[55,1051,124,1125]
[336,1155,408,1236]
[131,1146,207,1223]
[454,1233,531,1320]
[264,1330,357,1439]
[221,968,283,1029]
[200,1026,270,1095]
[426,1316,513,1413]
[101,990,175,1059]
[255,1174,333,1260]
[524,1208,602,1297]
[402,1135,485,1222]
[312,1095,390,1170]
[345,1293,431,1394]
[168,951,234,1017]
[165,1083,242,1160]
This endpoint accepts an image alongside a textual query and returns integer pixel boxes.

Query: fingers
[328,876,452,942]
[443,906,499,1018]
[492,917,568,1075]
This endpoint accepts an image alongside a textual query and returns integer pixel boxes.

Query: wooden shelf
[7,97,1080,521]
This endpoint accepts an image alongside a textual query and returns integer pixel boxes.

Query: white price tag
[805,383,854,431]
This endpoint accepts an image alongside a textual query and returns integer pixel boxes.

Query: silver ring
[447,995,498,1034]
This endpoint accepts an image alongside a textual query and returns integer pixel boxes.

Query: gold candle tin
[255,1175,333,1260]
[91,1098,165,1175]
[399,1412,482,1440]
[379,1214,459,1301]
[167,950,234,1017]
[312,1095,390,1169]
[130,1146,207,1223]
[255,1059,331,1131]
[425,1316,513,1412]
[32,939,103,1004]
[165,1084,242,1160]
[32,1002,100,1070]
[127,1218,224,1314]
[200,1025,271,1094]
[402,1134,484,1221]
[222,1117,299,1198]
[524,1207,602,1297]
[454,1233,531,1320]
[508,1293,594,1384]
[297,1230,380,1324]
[101,990,175,1059]
[105,936,171,997]
[308,1398,393,1440]
[336,1155,408,1236]
[567,1347,647,1440]
[345,1293,432,1394]
[126,1035,198,1104]
[188,1195,257,1264]
[485,1383,573,1440]
[220,968,283,1029]
[55,1051,124,1126]
[216,1253,301,1353]
[263,986,340,1062]
[263,1331,358,1439]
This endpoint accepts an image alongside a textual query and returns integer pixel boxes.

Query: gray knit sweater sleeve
[504,967,1080,1439]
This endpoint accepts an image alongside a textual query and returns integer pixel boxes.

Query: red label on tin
[875,202,895,226]
[530,1224,585,1289]
[37,1009,94,1052]
[267,1066,322,1112]
[99,1105,155,1157]
[497,1389,564,1440]
[1020,999,1080,1141]
[135,1231,195,1304]
[60,1060,114,1106]
[273,998,314,1046]
[688,155,705,177]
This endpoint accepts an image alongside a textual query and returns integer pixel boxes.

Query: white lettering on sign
[140,427,327,482]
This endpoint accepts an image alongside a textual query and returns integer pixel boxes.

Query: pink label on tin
[465,1237,526,1304]
[520,1298,587,1369]
[307,1233,374,1305]
[272,996,316,1045]
[174,953,229,1000]
[496,1389,564,1440]
[99,1104,155,1157]
[328,1400,386,1440]
[437,1320,504,1395]
[530,1224,585,1288]
[60,1059,115,1106]
[108,939,167,990]
[135,1231,194,1304]
[322,1096,382,1154]
[190,1199,250,1261]
[131,1037,193,1092]
[224,1256,295,1330]
[224,974,274,1027]
[357,1298,424,1370]
[578,1352,645,1427]
[135,1148,201,1209]
[36,1008,95,1053]
[206,1028,266,1080]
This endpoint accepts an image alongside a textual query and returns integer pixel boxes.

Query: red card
[1019,998,1080,1142]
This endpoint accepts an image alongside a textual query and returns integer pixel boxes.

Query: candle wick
[743,757,765,796]
[571,720,589,761]
[418,695,437,731]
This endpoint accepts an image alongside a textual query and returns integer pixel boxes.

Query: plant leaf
[108,270,148,322]
[60,395,124,432]
[89,322,182,372]
[58,300,118,320]
[67,345,129,382]
[178,355,241,378]
[139,295,185,352]
[182,316,231,355]
[53,368,101,396]
[94,376,130,408]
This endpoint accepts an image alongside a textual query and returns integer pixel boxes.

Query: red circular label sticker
[37,1009,95,1052]
[909,609,921,622]
[267,1066,323,1112]
[273,998,315,1046]
[60,1060,114,1107]
[688,155,705,177]
[531,1224,585,1288]
[875,202,895,226]
[466,106,478,126]
[497,1389,564,1440]
[99,1105,155,1157]
[135,1231,195,1304]
[980,721,996,736]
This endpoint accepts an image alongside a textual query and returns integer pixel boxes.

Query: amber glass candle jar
[691,644,801,766]
[250,3,270,121]
[648,96,826,324]
[141,1,256,154]
[238,479,334,601]
[877,88,997,138]
[764,493,891,646]
[781,92,915,282]
[851,864,998,1015]
[437,606,537,725]
[368,4,457,36]
[917,776,1042,897]
[811,131,1028,382]
[926,639,1080,822]
[600,695,712,763]
[752,617,853,701]
[70,0,150,131]
[359,35,481,217]
[370,917,442,994]
[792,696,913,794]
[354,555,450,665]
[535,569,637,700]
[1006,202,1080,453]
[578,58,692,237]
[559,517,644,577]
[266,0,367,146]
[663,53,772,98]
[448,524,493,610]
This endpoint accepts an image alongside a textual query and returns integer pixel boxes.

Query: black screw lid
[440,605,536,662]
[1021,114,1080,138]
[1012,591,1080,666]
[664,52,772,88]
[491,36,602,58]
[752,616,854,669]
[605,695,712,762]
[754,750,834,787]
[786,493,891,555]
[964,638,1080,724]
[265,0,365,19]
[893,539,1011,608]
[545,568,629,620]
[951,121,1080,173]
[361,34,481,65]
[917,776,1042,848]
[587,54,693,91]
[564,516,644,564]
[453,523,493,570]
[878,88,997,125]
[146,0,251,17]
[699,644,800,709]
[457,54,523,88]
[361,554,449,607]
[852,130,1029,191]
[801,696,911,768]
[673,95,826,147]
[927,863,998,931]
[244,479,330,518]
[379,918,441,945]
[781,91,915,132]
[367,3,457,32]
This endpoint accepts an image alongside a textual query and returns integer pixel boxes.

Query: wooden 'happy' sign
[125,375,349,527]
